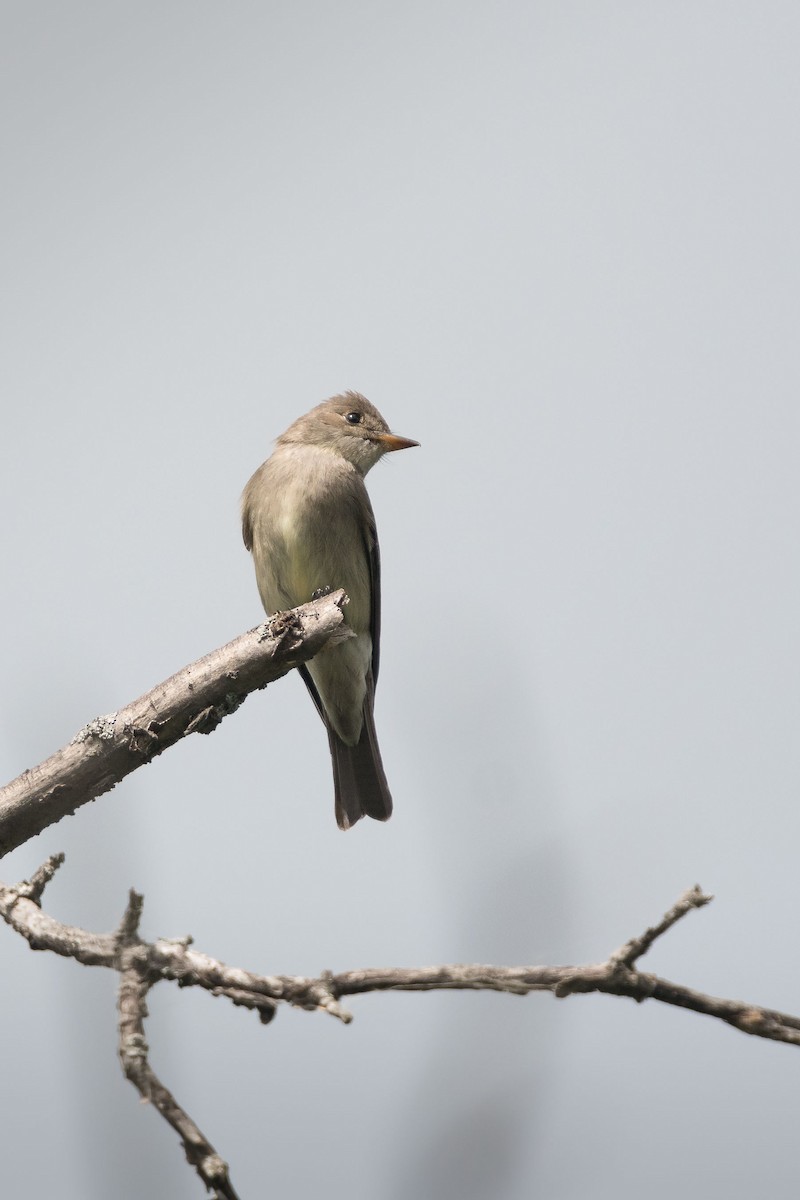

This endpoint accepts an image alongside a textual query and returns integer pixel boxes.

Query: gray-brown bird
[241,392,419,829]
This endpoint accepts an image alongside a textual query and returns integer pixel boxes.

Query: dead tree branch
[0,591,351,857]
[2,860,800,1196]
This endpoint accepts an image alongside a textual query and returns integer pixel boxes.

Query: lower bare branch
[3,862,798,1047]
[3,861,800,1194]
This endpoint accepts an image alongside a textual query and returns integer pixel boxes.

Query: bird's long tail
[328,699,393,830]
[298,664,393,829]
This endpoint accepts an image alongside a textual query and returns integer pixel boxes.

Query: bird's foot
[311,584,334,600]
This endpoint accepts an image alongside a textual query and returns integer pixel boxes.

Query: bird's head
[281,392,419,474]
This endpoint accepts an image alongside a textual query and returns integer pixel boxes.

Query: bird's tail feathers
[329,702,393,830]
[298,663,393,829]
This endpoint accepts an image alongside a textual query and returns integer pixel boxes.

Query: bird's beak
[377,432,420,452]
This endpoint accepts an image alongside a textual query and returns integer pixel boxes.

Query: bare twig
[0,591,350,857]
[609,884,713,967]
[4,863,799,1194]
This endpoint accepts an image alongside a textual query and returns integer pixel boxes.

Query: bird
[241,391,419,829]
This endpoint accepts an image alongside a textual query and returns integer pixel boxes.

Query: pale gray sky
[2,4,800,1197]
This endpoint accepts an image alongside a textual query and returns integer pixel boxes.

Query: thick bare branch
[0,591,350,857]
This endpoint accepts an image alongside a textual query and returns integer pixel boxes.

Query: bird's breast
[250,452,371,633]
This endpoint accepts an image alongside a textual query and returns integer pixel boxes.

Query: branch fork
[2,857,796,1197]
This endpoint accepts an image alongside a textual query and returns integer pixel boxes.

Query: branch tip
[321,995,352,1023]
[612,884,714,968]
[17,853,66,904]
[117,889,144,944]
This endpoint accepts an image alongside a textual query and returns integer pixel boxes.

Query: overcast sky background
[2,4,800,1197]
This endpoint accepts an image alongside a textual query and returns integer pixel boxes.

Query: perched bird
[241,392,419,829]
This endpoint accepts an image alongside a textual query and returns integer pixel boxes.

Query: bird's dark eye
[344,411,362,425]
